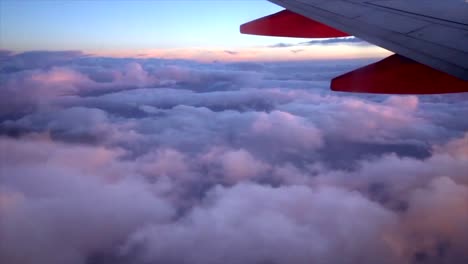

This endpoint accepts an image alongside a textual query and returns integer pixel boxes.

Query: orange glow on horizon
[88,45,392,62]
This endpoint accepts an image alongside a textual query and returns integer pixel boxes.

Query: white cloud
[1,52,468,264]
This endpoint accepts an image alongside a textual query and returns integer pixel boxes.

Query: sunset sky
[1,2,468,264]
[0,0,390,60]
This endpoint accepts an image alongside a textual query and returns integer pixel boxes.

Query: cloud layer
[1,51,468,264]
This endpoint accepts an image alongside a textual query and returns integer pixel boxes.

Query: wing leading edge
[240,0,468,94]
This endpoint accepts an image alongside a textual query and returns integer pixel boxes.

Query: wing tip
[331,54,468,94]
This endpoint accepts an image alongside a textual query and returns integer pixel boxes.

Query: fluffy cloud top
[1,51,468,264]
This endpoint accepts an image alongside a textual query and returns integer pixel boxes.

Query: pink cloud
[252,110,323,151]
[220,149,270,182]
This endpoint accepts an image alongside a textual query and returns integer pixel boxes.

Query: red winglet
[240,10,349,38]
[331,54,468,94]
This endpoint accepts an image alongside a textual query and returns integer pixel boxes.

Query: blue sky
[0,0,390,60]
[0,0,307,50]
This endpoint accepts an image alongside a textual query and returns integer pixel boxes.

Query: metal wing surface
[241,0,468,93]
[269,0,468,81]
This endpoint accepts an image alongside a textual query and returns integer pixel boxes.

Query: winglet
[240,10,349,38]
[331,54,468,94]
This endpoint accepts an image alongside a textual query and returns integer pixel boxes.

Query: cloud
[0,50,86,73]
[291,49,304,54]
[270,43,294,48]
[224,50,239,55]
[270,37,371,49]
[299,37,370,46]
[1,51,468,264]
[207,148,270,182]
[0,137,174,264]
[120,183,399,264]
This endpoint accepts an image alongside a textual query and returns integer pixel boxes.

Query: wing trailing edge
[331,54,468,94]
[240,10,349,38]
[240,8,468,94]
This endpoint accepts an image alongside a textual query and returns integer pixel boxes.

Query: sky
[1,0,285,49]
[0,0,390,60]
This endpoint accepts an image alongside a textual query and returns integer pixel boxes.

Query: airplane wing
[241,0,468,94]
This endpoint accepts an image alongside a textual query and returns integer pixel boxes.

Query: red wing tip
[240,9,349,38]
[331,54,468,94]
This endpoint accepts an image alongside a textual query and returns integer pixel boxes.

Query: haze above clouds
[1,51,468,264]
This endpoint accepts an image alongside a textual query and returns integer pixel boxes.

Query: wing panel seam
[365,1,468,27]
